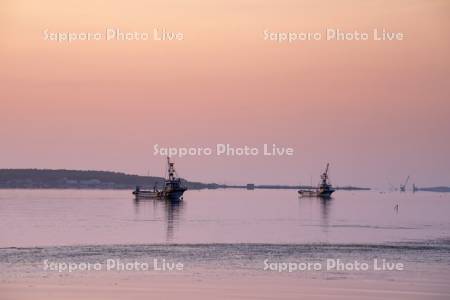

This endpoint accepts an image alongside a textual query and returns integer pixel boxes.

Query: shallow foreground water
[0,189,449,246]
[1,189,449,299]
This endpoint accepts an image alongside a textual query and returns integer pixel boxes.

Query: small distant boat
[400,176,410,192]
[133,157,187,200]
[298,163,335,198]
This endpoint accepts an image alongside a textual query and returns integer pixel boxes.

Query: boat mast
[167,156,176,181]
[321,163,330,185]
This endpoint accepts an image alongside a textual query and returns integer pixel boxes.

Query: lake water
[1,189,450,284]
[0,189,449,246]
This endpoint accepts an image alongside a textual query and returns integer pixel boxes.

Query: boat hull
[298,189,335,198]
[163,188,187,200]
[133,188,186,200]
[132,190,161,199]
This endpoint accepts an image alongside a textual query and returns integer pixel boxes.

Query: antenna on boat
[167,156,181,181]
[167,156,174,181]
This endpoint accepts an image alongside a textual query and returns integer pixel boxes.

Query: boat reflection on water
[298,195,334,232]
[319,197,332,230]
[133,197,184,242]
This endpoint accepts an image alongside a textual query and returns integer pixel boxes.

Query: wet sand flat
[2,273,450,300]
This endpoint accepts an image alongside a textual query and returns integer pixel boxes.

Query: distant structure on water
[133,157,187,200]
[298,163,335,198]
[400,176,410,192]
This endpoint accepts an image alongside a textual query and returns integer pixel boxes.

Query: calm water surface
[1,189,450,283]
[0,189,449,247]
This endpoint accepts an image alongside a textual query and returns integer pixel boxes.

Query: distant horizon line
[0,168,369,189]
[1,168,448,191]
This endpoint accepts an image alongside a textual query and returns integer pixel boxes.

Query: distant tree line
[0,169,222,190]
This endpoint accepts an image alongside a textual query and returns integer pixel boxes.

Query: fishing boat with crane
[298,163,335,198]
[133,157,187,200]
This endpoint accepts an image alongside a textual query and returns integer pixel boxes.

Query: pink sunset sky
[0,0,449,187]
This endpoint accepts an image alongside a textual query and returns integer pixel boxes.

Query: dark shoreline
[0,168,372,191]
